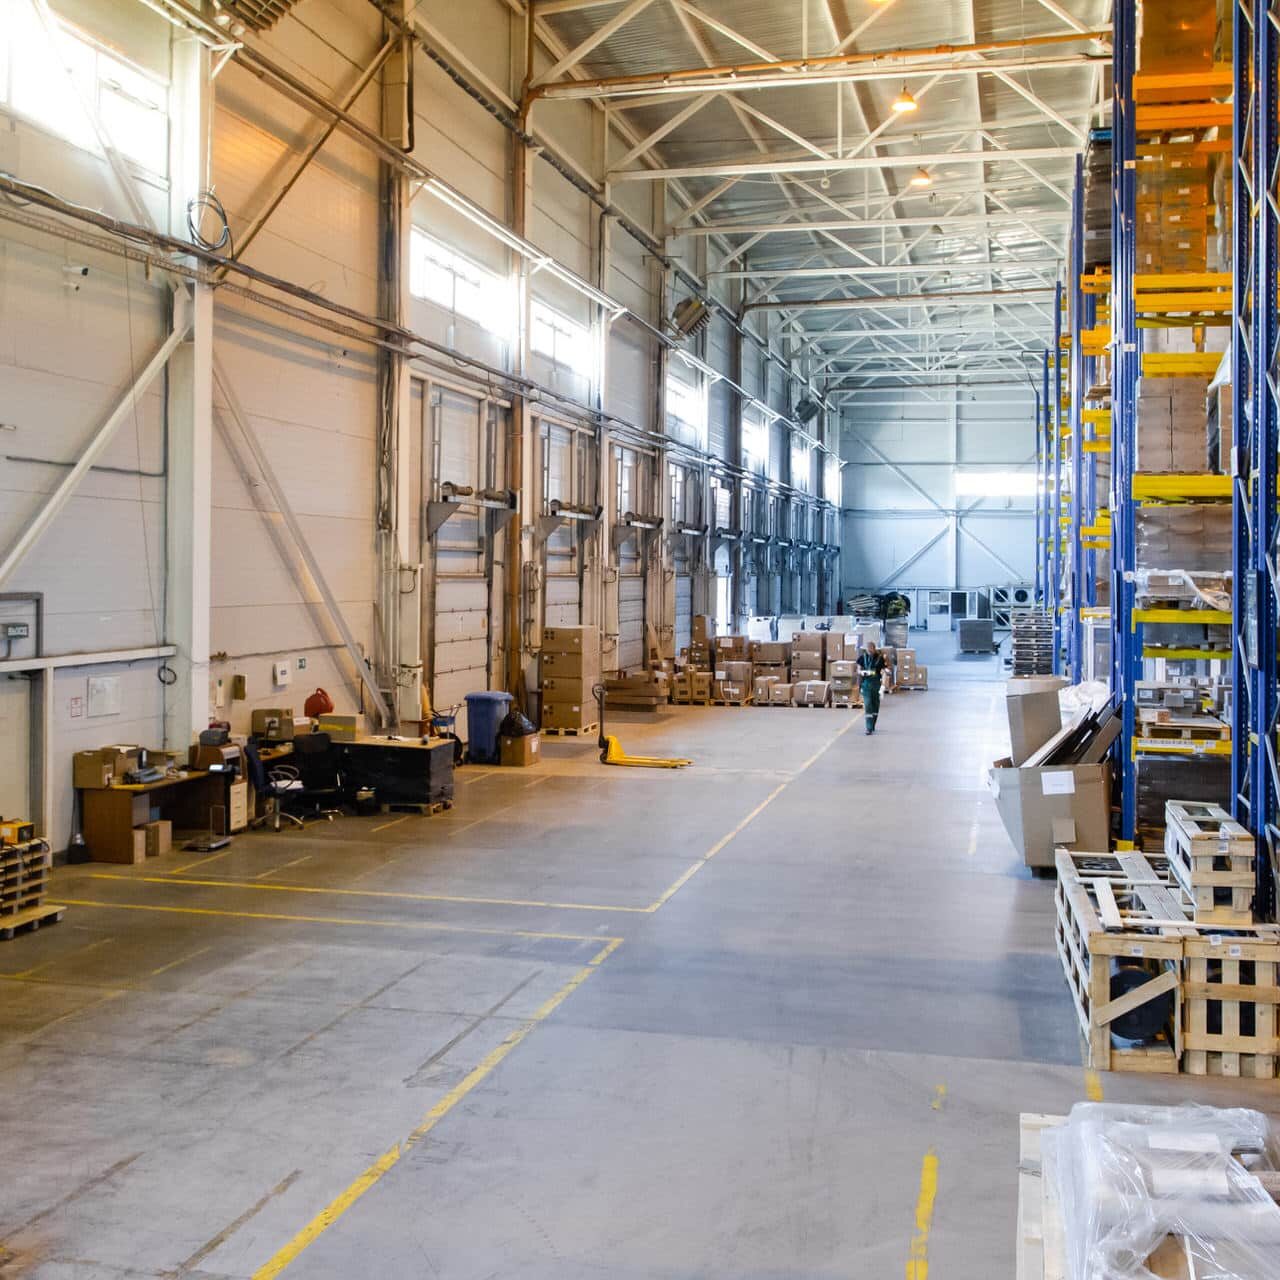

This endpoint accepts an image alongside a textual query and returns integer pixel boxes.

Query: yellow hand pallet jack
[593,685,691,769]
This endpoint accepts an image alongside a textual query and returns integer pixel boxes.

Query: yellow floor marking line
[149,945,213,978]
[252,937,622,1279]
[370,814,411,834]
[11,935,115,979]
[88,873,652,915]
[253,855,314,880]
[1085,1068,1104,1102]
[168,847,238,875]
[644,718,859,911]
[58,898,620,946]
[905,1148,939,1280]
[931,1085,946,1111]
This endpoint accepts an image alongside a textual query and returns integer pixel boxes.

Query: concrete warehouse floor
[1,634,1277,1279]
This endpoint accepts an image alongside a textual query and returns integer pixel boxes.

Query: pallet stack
[540,625,599,736]
[0,838,59,941]
[1011,611,1054,675]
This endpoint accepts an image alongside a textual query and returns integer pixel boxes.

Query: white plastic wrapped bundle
[1043,1103,1280,1280]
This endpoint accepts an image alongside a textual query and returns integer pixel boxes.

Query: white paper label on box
[1041,772,1076,796]
[1129,944,1144,957]
[1210,935,1222,946]
[1229,944,1243,958]
[715,670,727,680]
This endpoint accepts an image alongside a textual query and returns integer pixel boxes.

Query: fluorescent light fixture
[891,85,918,113]
[909,167,933,187]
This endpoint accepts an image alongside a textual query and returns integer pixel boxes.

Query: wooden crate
[1054,849,1190,1073]
[1184,931,1280,1078]
[1163,800,1255,926]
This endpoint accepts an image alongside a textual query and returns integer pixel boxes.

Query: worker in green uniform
[857,642,887,735]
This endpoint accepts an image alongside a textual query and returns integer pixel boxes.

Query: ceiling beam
[711,256,1062,281]
[527,31,1109,100]
[611,146,1078,181]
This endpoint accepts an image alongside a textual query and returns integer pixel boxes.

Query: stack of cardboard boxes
[541,625,599,734]
[1136,145,1213,274]
[1136,376,1214,472]
[827,659,858,708]
[895,648,928,691]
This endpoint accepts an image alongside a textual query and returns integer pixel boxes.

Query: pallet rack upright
[1232,0,1280,919]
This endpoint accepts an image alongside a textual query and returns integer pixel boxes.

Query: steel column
[1111,0,1140,840]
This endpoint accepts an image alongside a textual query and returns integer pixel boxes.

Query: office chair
[287,732,344,823]
[243,741,304,831]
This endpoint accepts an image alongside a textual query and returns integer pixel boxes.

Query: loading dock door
[424,383,503,736]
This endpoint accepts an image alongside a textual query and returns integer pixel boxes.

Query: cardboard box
[541,650,600,679]
[72,750,115,790]
[769,683,794,706]
[793,632,824,655]
[828,659,855,679]
[753,675,780,702]
[714,635,748,658]
[251,708,295,739]
[1005,677,1066,766]
[542,675,597,701]
[141,819,172,857]
[714,660,753,684]
[542,701,593,731]
[500,733,540,767]
[125,827,147,864]
[713,680,750,705]
[543,625,598,655]
[317,713,364,742]
[988,761,1112,871]
[792,681,830,707]
[750,641,791,665]
[692,615,713,644]
[824,633,846,662]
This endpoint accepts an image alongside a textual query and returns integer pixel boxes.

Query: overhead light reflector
[891,85,918,113]
[909,167,932,187]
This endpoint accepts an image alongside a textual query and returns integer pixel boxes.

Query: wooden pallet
[1054,849,1189,1073]
[1135,711,1230,741]
[0,902,65,941]
[1184,932,1280,1078]
[1163,801,1256,925]
[378,799,453,816]
[1016,1114,1066,1280]
[710,697,752,707]
[542,723,599,737]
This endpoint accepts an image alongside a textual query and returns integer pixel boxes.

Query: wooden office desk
[81,772,223,864]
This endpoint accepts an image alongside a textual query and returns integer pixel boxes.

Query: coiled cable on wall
[186,190,233,257]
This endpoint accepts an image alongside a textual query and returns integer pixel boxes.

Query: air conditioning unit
[794,397,820,424]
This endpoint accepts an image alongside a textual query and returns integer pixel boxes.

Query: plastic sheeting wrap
[1044,1103,1280,1280]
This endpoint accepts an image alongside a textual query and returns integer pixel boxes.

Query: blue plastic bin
[464,691,513,764]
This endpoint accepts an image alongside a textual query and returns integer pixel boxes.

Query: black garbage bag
[498,709,537,738]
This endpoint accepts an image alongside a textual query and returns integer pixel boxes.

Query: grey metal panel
[617,572,645,670]
[674,572,692,653]
[545,574,580,626]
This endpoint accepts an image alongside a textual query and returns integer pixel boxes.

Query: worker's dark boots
[865,717,874,735]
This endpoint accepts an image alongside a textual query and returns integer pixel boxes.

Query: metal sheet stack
[1011,610,1054,675]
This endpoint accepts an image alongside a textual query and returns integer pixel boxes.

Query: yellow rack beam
[1080,606,1111,619]
[1142,647,1230,661]
[1131,473,1232,501]
[1133,608,1232,629]
[1083,440,1111,454]
[1142,352,1222,376]
[1136,273,1232,291]
[1136,102,1233,130]
[1082,408,1111,426]
[1081,271,1111,295]
[1132,67,1233,102]
[1132,738,1232,758]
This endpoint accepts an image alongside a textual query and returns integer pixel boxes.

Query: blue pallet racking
[1233,0,1280,919]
